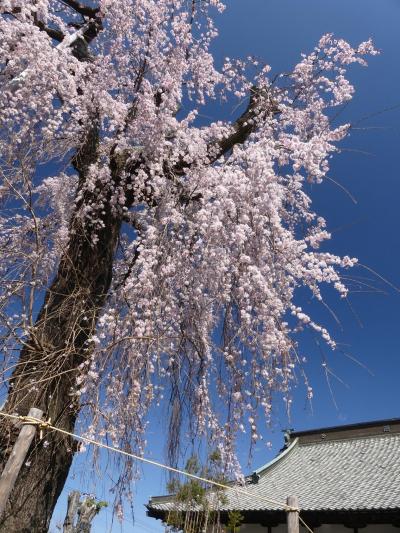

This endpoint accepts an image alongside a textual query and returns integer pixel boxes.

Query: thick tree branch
[5,3,102,60]
[51,0,102,48]
[117,89,280,209]
[35,20,65,43]
[43,18,103,61]
[60,0,100,18]
[4,8,63,42]
[173,87,280,177]
[211,87,280,161]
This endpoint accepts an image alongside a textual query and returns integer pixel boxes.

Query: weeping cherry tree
[0,0,377,531]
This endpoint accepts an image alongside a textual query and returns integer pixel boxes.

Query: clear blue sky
[50,1,400,531]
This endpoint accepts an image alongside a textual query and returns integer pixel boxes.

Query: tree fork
[0,91,276,530]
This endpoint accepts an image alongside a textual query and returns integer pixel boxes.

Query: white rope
[0,410,314,532]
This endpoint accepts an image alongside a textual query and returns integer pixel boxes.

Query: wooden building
[147,418,400,532]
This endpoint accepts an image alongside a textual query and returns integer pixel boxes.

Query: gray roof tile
[148,430,400,513]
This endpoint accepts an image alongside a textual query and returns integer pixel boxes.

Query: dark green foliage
[165,451,229,532]
[226,510,244,532]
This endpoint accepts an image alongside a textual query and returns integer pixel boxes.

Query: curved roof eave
[253,437,299,477]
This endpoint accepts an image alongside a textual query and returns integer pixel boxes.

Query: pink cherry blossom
[0,0,377,509]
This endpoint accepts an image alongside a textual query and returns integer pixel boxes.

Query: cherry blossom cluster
[0,1,377,483]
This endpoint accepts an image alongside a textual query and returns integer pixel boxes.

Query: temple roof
[147,418,400,515]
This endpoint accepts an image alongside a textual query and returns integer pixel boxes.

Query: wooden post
[286,495,299,533]
[0,407,43,519]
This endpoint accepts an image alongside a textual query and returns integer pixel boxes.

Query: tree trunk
[63,491,82,533]
[63,491,100,533]
[0,149,122,530]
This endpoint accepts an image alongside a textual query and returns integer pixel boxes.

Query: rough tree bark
[0,5,113,530]
[0,121,123,531]
[63,491,101,533]
[0,229,121,532]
